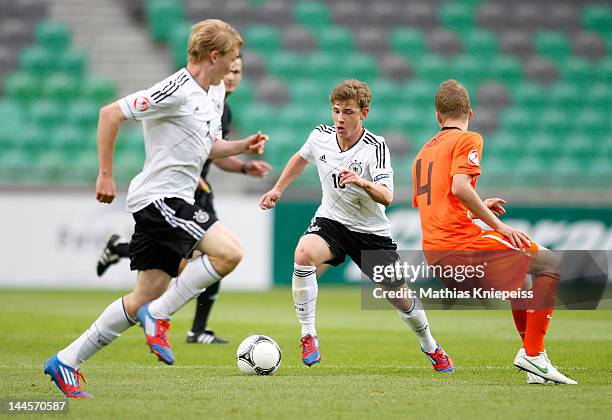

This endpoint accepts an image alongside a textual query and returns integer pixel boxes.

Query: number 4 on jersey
[415,159,433,206]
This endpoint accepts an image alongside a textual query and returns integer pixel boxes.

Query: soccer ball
[236,335,281,375]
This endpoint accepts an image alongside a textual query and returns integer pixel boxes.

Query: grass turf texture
[1,288,611,419]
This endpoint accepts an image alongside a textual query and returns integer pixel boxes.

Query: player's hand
[484,197,507,217]
[96,174,116,203]
[245,160,272,178]
[338,169,365,188]
[244,131,269,155]
[259,188,281,210]
[497,222,531,250]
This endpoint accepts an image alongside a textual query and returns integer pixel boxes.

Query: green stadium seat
[488,133,522,159]
[416,54,449,84]
[293,1,331,30]
[462,29,499,59]
[57,49,87,78]
[81,78,118,104]
[43,74,80,104]
[402,80,437,108]
[488,56,523,86]
[595,58,612,84]
[4,72,40,105]
[341,53,377,81]
[537,109,572,137]
[302,51,335,80]
[67,100,99,130]
[586,82,611,111]
[289,79,330,108]
[512,83,546,113]
[529,133,557,160]
[146,0,185,43]
[19,45,56,77]
[266,51,305,81]
[499,108,533,136]
[169,22,191,69]
[559,57,594,88]
[31,99,64,129]
[243,25,282,56]
[440,2,475,34]
[369,79,404,107]
[516,156,548,186]
[278,104,321,134]
[535,31,571,63]
[0,100,24,144]
[582,5,612,35]
[38,150,67,181]
[574,109,609,137]
[35,21,71,52]
[389,28,427,58]
[548,82,582,112]
[315,27,355,55]
[565,134,597,160]
[239,104,278,134]
[449,54,486,86]
[50,125,86,154]
[66,151,99,184]
[0,149,32,182]
[18,126,46,153]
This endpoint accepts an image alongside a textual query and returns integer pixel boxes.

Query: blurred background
[0,0,610,290]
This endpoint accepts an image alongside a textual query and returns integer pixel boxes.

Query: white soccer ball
[236,335,282,375]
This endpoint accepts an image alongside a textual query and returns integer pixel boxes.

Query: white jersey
[299,124,394,237]
[118,68,225,213]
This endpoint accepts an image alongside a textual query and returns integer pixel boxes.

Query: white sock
[398,297,437,353]
[57,298,135,369]
[292,263,318,337]
[149,254,222,319]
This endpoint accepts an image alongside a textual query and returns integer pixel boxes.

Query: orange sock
[511,308,527,344]
[524,273,560,356]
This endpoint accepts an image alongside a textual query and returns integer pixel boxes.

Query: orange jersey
[412,128,484,250]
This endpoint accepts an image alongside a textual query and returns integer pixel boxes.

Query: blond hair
[434,79,471,121]
[188,19,243,64]
[330,80,371,110]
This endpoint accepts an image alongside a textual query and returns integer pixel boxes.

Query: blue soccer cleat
[300,335,321,366]
[136,303,175,365]
[44,354,92,399]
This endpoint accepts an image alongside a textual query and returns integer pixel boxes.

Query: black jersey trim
[151,72,189,103]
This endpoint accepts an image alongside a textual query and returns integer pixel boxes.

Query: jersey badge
[349,160,363,175]
[193,210,210,224]
[133,97,150,112]
[467,150,480,166]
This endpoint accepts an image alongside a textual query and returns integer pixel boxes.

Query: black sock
[191,280,221,333]
[115,242,130,258]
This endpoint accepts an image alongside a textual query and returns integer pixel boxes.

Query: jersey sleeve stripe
[363,135,383,168]
[151,73,187,99]
[153,76,189,104]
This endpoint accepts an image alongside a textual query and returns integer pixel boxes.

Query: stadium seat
[281,25,316,53]
[537,109,572,137]
[499,108,533,136]
[529,133,557,160]
[427,30,462,57]
[548,82,582,112]
[19,45,56,77]
[574,109,609,138]
[43,74,79,104]
[389,27,427,58]
[293,1,331,30]
[341,53,378,81]
[439,2,475,35]
[67,100,99,130]
[57,49,87,78]
[301,51,335,80]
[226,78,254,116]
[49,125,85,154]
[4,72,40,105]
[266,51,305,81]
[582,4,612,36]
[81,78,118,104]
[462,29,499,59]
[488,56,523,87]
[168,22,192,69]
[572,31,606,61]
[535,31,571,63]
[403,80,438,107]
[511,82,546,113]
[288,79,330,108]
[315,26,355,55]
[243,25,282,56]
[146,0,185,42]
[559,57,594,88]
[449,54,486,86]
[31,99,64,129]
[369,79,404,107]
[477,82,510,109]
[586,82,611,110]
[35,21,70,52]
[523,56,558,85]
[595,58,612,84]
[416,54,449,85]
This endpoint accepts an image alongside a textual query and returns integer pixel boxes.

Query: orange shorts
[425,230,539,292]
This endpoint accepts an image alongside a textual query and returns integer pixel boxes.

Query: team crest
[193,210,210,224]
[212,99,223,114]
[133,96,150,112]
[468,150,480,166]
[349,160,363,175]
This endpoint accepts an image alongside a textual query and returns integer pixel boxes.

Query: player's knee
[294,246,317,266]
[211,242,243,274]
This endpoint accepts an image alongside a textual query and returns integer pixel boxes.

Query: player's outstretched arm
[96,102,126,203]
[339,169,393,206]
[209,132,268,159]
[213,157,272,178]
[451,174,531,249]
[259,152,308,210]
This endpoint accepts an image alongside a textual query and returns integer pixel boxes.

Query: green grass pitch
[1,288,611,419]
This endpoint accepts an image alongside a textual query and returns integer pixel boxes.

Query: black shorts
[303,217,399,284]
[129,197,218,277]
[194,185,218,219]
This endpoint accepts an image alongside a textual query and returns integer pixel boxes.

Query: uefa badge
[193,210,210,224]
[133,96,150,112]
[349,160,363,175]
[467,150,480,166]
